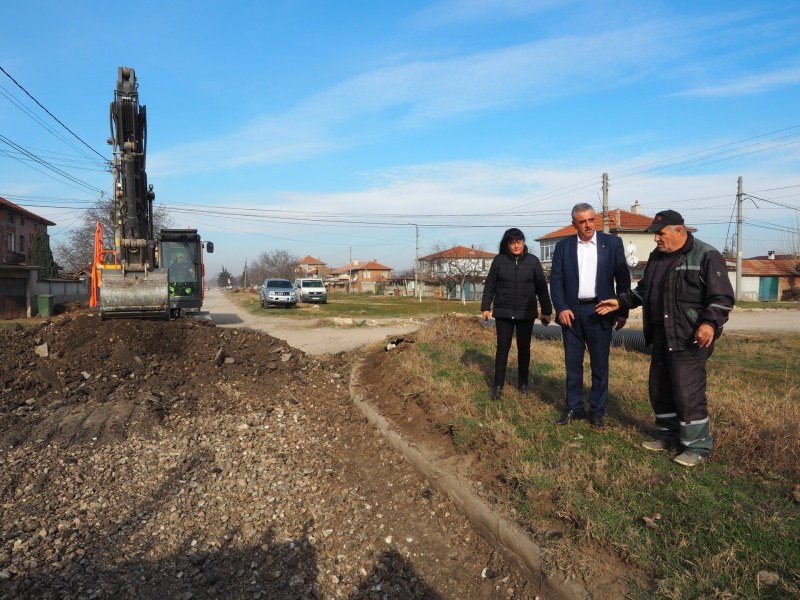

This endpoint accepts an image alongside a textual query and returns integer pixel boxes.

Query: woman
[481,228,552,400]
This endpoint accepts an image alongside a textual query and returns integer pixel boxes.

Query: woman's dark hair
[499,228,525,253]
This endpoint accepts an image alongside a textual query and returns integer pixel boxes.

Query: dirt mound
[0,314,308,449]
[0,313,537,599]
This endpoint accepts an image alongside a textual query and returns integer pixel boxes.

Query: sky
[2,0,800,279]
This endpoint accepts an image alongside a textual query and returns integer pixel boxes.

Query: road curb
[350,360,589,600]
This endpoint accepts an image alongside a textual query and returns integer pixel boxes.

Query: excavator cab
[160,229,210,317]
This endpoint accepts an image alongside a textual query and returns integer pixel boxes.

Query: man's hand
[481,310,491,321]
[558,309,574,327]
[540,314,551,326]
[595,299,619,316]
[614,316,627,330]
[695,323,715,348]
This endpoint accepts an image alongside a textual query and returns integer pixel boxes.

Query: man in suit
[550,203,631,428]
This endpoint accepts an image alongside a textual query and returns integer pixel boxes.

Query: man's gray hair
[571,203,595,220]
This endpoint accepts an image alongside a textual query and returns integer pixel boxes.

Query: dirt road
[204,290,800,358]
[203,289,425,354]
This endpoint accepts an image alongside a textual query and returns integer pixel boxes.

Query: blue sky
[2,0,800,278]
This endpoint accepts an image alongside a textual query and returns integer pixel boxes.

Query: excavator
[90,67,213,319]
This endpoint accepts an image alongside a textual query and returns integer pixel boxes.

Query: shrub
[780,287,800,301]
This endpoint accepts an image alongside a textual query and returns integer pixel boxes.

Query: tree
[250,249,300,283]
[217,266,233,288]
[52,197,173,272]
[423,242,490,304]
[27,226,60,278]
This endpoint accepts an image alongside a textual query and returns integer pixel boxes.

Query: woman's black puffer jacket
[481,246,552,320]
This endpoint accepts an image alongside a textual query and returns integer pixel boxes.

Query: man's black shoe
[589,413,605,429]
[490,386,503,400]
[519,384,529,394]
[556,410,585,425]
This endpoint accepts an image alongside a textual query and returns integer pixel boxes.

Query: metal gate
[758,277,778,301]
[0,277,27,319]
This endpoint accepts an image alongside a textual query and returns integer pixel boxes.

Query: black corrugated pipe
[530,323,650,354]
[483,320,650,354]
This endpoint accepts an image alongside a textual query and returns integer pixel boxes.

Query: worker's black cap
[646,210,684,232]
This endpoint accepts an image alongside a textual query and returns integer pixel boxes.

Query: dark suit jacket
[550,232,631,326]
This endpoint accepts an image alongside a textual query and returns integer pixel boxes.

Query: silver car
[259,279,297,309]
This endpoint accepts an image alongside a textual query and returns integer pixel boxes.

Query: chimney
[768,250,775,260]
[631,200,641,214]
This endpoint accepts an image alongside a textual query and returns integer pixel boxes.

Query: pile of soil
[0,313,536,599]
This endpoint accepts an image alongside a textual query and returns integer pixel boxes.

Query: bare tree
[780,214,800,259]
[250,249,300,283]
[53,197,173,271]
[423,242,490,304]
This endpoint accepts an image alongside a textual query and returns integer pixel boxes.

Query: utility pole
[602,172,609,232]
[736,176,743,301]
[414,224,421,302]
[348,246,352,294]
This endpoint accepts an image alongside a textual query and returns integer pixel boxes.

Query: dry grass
[386,314,800,598]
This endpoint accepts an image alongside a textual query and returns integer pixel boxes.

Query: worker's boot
[489,386,503,400]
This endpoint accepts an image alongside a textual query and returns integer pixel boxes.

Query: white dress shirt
[577,233,598,300]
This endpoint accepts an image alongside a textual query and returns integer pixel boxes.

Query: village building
[295,255,327,277]
[418,245,496,300]
[330,259,393,293]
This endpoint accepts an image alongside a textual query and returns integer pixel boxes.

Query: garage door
[0,277,27,319]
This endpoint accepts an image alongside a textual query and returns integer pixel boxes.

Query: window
[19,235,24,253]
[5,232,14,251]
[540,240,557,262]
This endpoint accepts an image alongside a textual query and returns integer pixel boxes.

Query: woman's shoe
[490,386,503,400]
[519,384,529,394]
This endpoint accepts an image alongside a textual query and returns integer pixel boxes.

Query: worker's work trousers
[648,326,714,456]
[493,318,534,388]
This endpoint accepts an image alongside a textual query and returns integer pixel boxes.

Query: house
[330,259,393,293]
[737,254,799,301]
[296,255,327,276]
[418,245,496,300]
[1,196,56,265]
[1,197,62,319]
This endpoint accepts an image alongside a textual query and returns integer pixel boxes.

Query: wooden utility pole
[602,172,609,232]
[736,176,743,301]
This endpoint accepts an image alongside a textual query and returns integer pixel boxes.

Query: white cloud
[150,23,678,177]
[674,66,800,97]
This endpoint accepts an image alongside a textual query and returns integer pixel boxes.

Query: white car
[259,279,297,309]
[294,278,328,304]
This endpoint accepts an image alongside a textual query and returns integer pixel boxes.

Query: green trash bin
[37,294,54,317]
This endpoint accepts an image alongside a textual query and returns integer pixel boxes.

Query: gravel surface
[0,314,536,599]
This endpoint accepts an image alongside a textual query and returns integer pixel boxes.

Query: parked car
[294,278,328,303]
[259,278,297,309]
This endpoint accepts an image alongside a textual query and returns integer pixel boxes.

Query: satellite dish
[627,254,639,267]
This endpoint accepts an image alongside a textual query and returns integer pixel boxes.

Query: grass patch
[736,300,800,310]
[387,315,800,598]
[227,290,480,319]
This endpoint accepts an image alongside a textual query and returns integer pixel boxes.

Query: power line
[0,65,108,164]
[0,134,104,195]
